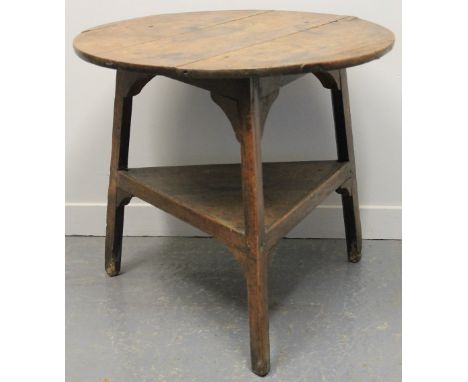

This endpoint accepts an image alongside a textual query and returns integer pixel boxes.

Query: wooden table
[74,10,394,376]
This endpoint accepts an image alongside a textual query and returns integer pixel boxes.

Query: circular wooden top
[74,10,394,78]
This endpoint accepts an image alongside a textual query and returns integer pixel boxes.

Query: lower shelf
[117,161,352,250]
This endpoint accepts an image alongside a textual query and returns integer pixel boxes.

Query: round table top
[73,10,394,79]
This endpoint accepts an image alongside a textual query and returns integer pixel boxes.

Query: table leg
[337,178,362,262]
[105,70,154,276]
[239,78,270,376]
[210,76,279,376]
[245,256,269,376]
[330,69,363,262]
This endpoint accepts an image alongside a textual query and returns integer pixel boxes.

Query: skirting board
[66,203,401,239]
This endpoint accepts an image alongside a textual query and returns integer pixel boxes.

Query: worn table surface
[73,10,394,78]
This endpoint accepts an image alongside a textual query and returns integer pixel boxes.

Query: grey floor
[66,237,401,382]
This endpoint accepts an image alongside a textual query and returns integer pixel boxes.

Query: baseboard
[65,202,401,239]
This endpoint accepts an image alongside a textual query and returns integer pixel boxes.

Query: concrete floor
[66,237,401,382]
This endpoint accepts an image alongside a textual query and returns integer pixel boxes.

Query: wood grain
[74,10,394,78]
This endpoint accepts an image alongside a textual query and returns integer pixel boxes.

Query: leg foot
[252,360,270,377]
[245,259,270,376]
[105,259,121,277]
[104,187,131,277]
[348,242,362,263]
[338,179,362,263]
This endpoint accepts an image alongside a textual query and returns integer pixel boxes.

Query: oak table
[74,10,394,377]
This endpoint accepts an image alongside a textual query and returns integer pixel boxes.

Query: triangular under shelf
[118,161,351,249]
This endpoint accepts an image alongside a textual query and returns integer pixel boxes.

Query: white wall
[66,1,401,238]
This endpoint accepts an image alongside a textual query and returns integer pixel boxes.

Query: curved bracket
[336,178,353,196]
[158,74,299,143]
[210,93,244,142]
[258,90,279,136]
[210,85,279,143]
[116,70,155,98]
[115,187,133,208]
[311,70,341,90]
